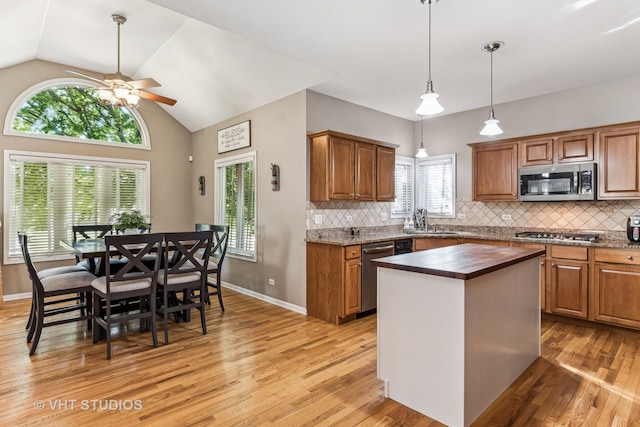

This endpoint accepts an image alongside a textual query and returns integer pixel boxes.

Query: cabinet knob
[552,263,556,267]
[540,260,545,266]
[352,251,356,255]
[559,156,563,160]
[628,255,633,260]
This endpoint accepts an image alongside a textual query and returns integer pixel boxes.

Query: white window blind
[391,156,414,218]
[215,151,256,261]
[5,151,149,263]
[416,154,456,218]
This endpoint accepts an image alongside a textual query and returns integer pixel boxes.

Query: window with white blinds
[215,151,256,262]
[391,156,414,218]
[416,154,456,218]
[4,151,149,263]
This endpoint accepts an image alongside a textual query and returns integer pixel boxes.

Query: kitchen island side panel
[464,258,541,425]
[377,267,466,427]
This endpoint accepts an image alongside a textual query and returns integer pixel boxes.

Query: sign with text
[217,120,251,153]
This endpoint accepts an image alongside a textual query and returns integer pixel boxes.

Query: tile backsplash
[306,199,640,232]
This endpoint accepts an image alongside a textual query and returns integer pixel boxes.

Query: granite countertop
[371,243,546,280]
[305,226,640,250]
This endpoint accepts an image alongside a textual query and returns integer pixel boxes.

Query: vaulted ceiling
[4,0,640,132]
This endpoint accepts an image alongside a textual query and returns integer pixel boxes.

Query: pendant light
[415,116,429,158]
[415,0,444,116]
[479,41,504,136]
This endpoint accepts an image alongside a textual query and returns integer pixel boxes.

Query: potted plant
[111,209,149,234]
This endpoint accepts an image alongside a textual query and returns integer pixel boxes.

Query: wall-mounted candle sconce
[271,163,280,191]
[198,176,205,196]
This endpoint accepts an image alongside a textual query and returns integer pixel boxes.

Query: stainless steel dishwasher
[361,241,395,314]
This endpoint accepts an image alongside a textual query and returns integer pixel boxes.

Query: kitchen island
[372,243,545,427]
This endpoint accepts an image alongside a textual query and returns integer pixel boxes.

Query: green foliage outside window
[12,85,142,145]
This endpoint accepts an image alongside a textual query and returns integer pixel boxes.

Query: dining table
[59,237,195,323]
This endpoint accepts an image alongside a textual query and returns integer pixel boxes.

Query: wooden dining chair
[19,233,97,356]
[157,230,213,344]
[91,233,163,360]
[195,224,230,311]
[72,224,113,272]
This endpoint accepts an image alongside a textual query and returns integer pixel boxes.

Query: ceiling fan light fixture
[415,0,444,116]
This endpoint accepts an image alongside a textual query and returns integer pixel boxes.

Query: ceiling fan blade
[138,90,177,106]
[128,78,160,89]
[65,69,107,85]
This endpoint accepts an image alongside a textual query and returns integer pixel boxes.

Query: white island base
[376,245,541,427]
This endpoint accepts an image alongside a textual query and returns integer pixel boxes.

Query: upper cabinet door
[354,142,376,200]
[329,137,356,200]
[376,146,396,201]
[598,127,640,199]
[472,142,518,201]
[556,133,594,164]
[520,138,553,167]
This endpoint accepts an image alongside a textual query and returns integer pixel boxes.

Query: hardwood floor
[2,291,640,426]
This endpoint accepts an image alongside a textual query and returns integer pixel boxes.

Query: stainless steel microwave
[518,163,596,201]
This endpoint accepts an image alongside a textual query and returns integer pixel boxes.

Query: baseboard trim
[221,281,307,316]
[3,284,308,317]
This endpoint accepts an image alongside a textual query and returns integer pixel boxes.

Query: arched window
[4,78,150,149]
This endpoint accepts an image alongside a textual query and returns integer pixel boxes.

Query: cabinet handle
[628,256,633,260]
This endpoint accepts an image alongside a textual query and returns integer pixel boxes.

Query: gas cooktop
[514,231,598,242]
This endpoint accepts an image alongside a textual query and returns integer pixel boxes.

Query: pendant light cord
[428,0,432,82]
[116,21,121,74]
[489,49,494,113]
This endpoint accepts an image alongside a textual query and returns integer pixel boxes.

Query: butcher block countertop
[371,243,545,280]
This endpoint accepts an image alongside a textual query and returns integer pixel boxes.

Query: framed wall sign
[218,120,251,154]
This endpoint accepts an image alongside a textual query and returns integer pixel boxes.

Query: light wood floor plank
[4,291,640,425]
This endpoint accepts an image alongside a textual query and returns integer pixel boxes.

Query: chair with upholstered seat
[195,224,229,311]
[19,233,97,356]
[91,233,163,360]
[157,230,213,344]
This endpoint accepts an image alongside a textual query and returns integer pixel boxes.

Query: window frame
[391,155,415,219]
[214,150,257,263]
[3,78,151,150]
[4,149,150,264]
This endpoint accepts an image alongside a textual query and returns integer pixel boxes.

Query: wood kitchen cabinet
[597,126,640,199]
[519,133,593,167]
[306,242,361,325]
[592,248,640,329]
[549,245,588,319]
[413,238,459,251]
[376,145,396,201]
[308,130,396,202]
[470,141,518,201]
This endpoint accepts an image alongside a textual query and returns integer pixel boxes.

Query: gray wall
[0,60,192,296]
[418,74,640,200]
[191,91,308,308]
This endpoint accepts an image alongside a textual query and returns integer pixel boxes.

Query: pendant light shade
[415,0,444,116]
[415,116,429,158]
[480,41,504,136]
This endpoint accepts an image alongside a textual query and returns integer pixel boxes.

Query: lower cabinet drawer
[594,248,640,266]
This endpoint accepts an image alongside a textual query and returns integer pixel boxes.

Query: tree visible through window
[215,152,256,261]
[10,83,143,145]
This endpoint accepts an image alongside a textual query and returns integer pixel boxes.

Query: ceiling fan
[66,14,176,108]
